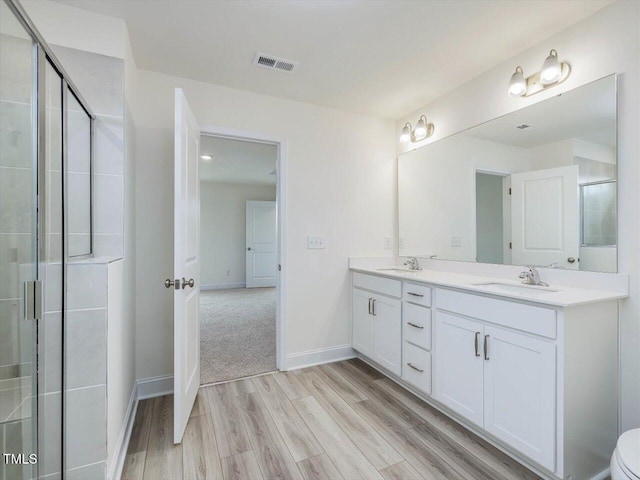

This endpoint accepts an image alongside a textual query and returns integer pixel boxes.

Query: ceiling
[464,75,616,149]
[199,136,277,186]
[50,0,612,119]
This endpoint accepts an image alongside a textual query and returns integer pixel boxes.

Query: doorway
[475,171,508,264]
[198,134,280,385]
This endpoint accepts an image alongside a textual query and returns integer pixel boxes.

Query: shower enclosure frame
[3,0,96,477]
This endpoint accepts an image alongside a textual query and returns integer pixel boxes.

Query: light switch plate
[307,236,325,249]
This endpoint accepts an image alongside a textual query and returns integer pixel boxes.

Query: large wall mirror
[398,74,617,273]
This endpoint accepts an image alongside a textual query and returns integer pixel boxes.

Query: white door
[511,165,579,269]
[483,325,556,470]
[372,294,402,376]
[173,88,200,443]
[352,288,374,357]
[434,312,484,427]
[246,200,277,288]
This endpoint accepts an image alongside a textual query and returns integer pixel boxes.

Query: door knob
[567,257,576,263]
[165,278,179,290]
[181,278,195,289]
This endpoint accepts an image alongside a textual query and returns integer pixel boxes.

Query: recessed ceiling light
[200,154,213,161]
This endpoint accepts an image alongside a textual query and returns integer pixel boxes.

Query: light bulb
[200,154,213,161]
[540,49,561,86]
[400,123,411,143]
[414,116,427,138]
[508,66,527,97]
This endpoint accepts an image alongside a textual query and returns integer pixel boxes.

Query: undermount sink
[472,282,559,295]
[377,268,417,273]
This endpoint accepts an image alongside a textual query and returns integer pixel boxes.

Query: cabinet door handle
[407,292,424,298]
[372,299,376,316]
[406,363,424,373]
[407,322,424,329]
[474,332,480,357]
[484,335,490,360]
[368,298,372,315]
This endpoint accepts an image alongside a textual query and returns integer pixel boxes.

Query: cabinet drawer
[353,272,402,298]
[436,288,556,339]
[403,282,432,307]
[403,303,432,350]
[402,342,432,394]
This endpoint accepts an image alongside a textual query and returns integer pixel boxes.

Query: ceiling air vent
[253,53,298,73]
[516,124,531,130]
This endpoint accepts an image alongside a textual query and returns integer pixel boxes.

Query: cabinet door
[352,288,373,357]
[434,311,484,427]
[483,326,556,471]
[372,294,402,376]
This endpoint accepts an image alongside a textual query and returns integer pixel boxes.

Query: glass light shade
[400,123,411,143]
[540,50,561,85]
[508,67,527,97]
[414,116,427,138]
[200,154,213,160]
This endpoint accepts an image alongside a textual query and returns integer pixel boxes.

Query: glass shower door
[0,2,38,479]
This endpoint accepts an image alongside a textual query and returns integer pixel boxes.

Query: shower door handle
[24,281,42,321]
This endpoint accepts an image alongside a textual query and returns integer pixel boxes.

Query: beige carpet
[200,287,276,385]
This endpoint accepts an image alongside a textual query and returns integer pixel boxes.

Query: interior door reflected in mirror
[398,74,617,273]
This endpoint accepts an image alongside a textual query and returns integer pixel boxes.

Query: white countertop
[351,266,628,308]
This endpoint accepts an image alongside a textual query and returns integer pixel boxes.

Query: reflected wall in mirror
[398,75,617,273]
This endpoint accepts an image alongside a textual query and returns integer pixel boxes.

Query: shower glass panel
[66,91,91,257]
[0,2,38,479]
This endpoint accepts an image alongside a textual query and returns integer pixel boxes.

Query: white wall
[132,69,396,378]
[397,0,640,431]
[200,182,276,289]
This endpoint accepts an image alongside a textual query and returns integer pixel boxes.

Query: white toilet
[612,429,640,480]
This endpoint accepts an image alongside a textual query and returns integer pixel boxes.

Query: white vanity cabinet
[350,269,621,480]
[352,273,402,375]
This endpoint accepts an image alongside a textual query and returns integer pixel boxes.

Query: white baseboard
[200,282,246,291]
[591,468,611,480]
[137,374,174,399]
[108,383,138,480]
[284,344,355,370]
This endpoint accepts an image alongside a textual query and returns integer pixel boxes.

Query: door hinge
[24,280,42,321]
[508,188,512,195]
[509,242,512,249]
[278,264,281,271]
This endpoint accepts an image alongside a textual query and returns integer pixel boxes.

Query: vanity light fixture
[400,115,435,143]
[508,49,571,97]
[200,154,213,161]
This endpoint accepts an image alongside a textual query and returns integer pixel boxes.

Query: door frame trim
[198,124,287,371]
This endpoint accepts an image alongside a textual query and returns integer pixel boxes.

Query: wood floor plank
[292,395,384,480]
[350,399,466,480]
[182,414,224,480]
[273,370,309,400]
[191,388,212,418]
[252,374,324,462]
[142,396,183,480]
[298,371,403,470]
[346,358,385,380]
[227,377,257,396]
[379,461,428,480]
[297,454,344,480]
[122,398,155,479]
[121,452,146,480]
[375,378,540,480]
[329,361,424,428]
[206,382,251,458]
[311,365,368,403]
[221,451,265,480]
[237,392,304,479]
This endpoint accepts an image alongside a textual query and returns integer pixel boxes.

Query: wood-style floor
[121,359,542,480]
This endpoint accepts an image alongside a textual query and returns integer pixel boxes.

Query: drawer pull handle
[407,292,424,297]
[368,298,372,315]
[474,331,480,357]
[372,299,376,316]
[407,363,424,373]
[407,322,424,329]
[484,335,490,360]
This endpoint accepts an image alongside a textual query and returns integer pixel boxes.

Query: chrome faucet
[403,257,422,271]
[519,266,549,286]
